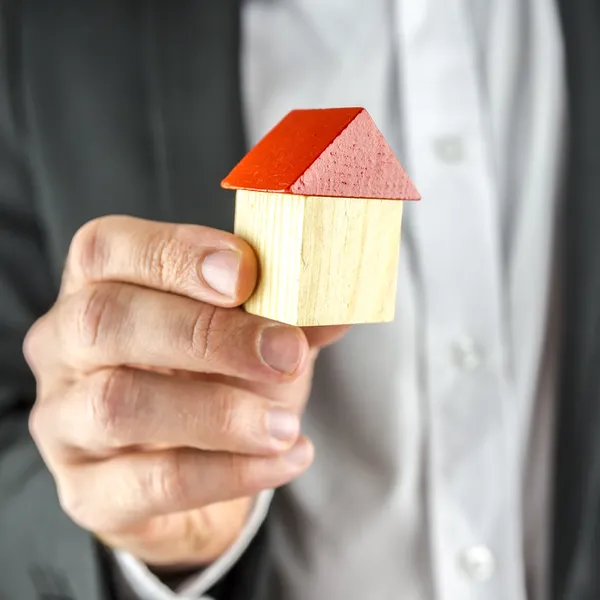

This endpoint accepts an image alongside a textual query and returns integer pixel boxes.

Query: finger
[55,283,309,380]
[22,313,62,384]
[33,368,300,458]
[203,325,350,407]
[61,216,258,307]
[58,438,314,533]
[201,357,317,410]
[302,325,350,348]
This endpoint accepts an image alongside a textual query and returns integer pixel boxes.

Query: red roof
[221,107,420,201]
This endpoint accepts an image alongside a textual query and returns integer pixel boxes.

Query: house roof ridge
[221,107,420,201]
[283,107,364,193]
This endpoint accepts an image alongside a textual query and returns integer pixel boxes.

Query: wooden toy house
[222,107,420,326]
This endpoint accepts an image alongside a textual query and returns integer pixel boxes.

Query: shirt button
[433,135,465,164]
[451,336,482,371]
[459,545,496,582]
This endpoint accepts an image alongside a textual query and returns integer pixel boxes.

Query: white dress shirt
[115,0,566,598]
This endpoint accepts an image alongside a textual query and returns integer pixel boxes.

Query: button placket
[459,545,496,582]
[395,1,517,599]
[433,136,466,164]
[451,335,483,371]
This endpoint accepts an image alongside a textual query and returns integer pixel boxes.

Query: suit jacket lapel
[142,0,246,233]
[553,1,600,598]
[22,0,246,270]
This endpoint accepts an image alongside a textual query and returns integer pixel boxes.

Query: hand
[24,216,346,568]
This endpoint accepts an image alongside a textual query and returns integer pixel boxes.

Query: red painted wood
[222,107,362,193]
[221,107,420,201]
[291,109,420,200]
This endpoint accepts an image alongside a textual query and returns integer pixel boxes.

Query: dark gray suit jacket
[0,1,599,599]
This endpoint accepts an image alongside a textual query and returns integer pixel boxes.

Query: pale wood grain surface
[234,190,403,326]
[298,195,402,325]
[234,190,304,323]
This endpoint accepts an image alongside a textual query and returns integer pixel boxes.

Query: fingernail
[259,326,303,373]
[200,250,241,298]
[282,439,313,466]
[268,409,300,444]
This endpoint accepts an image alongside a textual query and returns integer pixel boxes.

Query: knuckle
[27,401,45,446]
[189,303,220,361]
[148,453,189,509]
[71,284,118,350]
[143,230,194,289]
[22,315,49,372]
[28,398,65,475]
[69,218,106,281]
[228,454,255,493]
[56,479,88,527]
[213,387,244,439]
[87,368,135,444]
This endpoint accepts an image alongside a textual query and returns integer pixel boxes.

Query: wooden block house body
[222,108,420,326]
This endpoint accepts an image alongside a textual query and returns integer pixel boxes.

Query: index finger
[61,216,258,307]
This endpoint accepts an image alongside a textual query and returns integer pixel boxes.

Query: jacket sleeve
[109,508,273,600]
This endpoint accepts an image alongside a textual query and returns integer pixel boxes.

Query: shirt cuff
[111,489,274,600]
